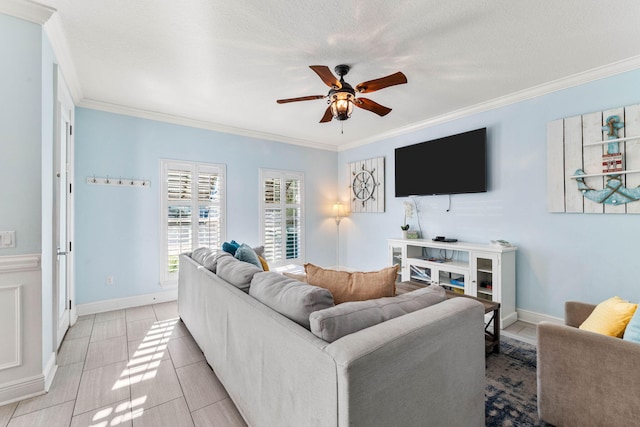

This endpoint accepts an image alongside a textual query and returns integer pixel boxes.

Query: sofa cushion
[216,256,262,292]
[191,247,231,272]
[282,272,307,282]
[235,243,263,269]
[250,272,334,329]
[579,296,638,337]
[309,284,446,342]
[304,263,398,304]
[623,306,640,343]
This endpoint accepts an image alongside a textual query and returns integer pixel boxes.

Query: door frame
[53,65,75,349]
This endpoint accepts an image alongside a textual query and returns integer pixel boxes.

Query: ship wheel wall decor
[348,157,385,213]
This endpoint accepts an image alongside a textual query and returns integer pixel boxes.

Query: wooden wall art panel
[547,103,640,214]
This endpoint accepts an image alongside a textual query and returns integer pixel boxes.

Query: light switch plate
[0,231,16,248]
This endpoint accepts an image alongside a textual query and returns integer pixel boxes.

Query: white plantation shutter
[161,160,226,285]
[260,169,304,267]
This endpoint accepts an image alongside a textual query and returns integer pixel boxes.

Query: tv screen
[394,128,487,197]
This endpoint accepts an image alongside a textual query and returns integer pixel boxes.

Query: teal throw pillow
[623,306,640,343]
[235,243,263,270]
[222,240,240,255]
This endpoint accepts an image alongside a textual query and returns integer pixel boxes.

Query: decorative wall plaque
[349,157,385,213]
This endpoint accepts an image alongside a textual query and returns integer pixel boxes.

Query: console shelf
[388,238,517,328]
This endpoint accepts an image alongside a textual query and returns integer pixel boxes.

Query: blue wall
[0,14,42,256]
[339,68,640,318]
[74,109,338,304]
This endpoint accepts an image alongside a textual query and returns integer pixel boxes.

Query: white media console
[388,238,517,328]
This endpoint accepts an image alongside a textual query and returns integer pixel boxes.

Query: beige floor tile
[166,319,189,341]
[65,318,94,340]
[14,362,83,417]
[0,402,17,427]
[70,398,133,427]
[191,398,247,427]
[76,314,95,322]
[152,301,179,321]
[84,335,129,371]
[95,309,125,322]
[167,335,205,369]
[8,400,74,427]
[127,318,159,342]
[74,361,130,415]
[176,361,227,412]
[57,336,90,366]
[91,317,126,342]
[131,397,194,427]
[126,306,156,323]
[128,336,171,365]
[130,358,183,410]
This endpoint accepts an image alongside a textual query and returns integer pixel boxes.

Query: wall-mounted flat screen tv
[394,127,487,197]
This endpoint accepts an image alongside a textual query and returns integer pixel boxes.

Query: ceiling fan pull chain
[341,121,344,135]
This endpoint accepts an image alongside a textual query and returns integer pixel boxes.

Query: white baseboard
[43,352,57,392]
[501,311,519,329]
[76,289,178,316]
[0,374,45,407]
[516,308,564,325]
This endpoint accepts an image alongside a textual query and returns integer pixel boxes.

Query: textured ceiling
[32,0,640,149]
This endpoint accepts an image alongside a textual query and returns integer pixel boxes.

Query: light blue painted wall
[0,13,42,255]
[339,68,640,319]
[74,109,338,304]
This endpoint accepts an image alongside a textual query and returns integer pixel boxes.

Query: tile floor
[0,301,246,427]
[0,302,539,427]
[502,320,538,345]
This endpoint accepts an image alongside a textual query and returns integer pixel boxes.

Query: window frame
[259,168,305,269]
[159,159,226,286]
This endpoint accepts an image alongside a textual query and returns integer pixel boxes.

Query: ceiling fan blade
[355,71,407,93]
[319,106,333,123]
[309,65,341,89]
[354,98,392,116]
[276,95,325,104]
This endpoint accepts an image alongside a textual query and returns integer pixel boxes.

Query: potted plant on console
[401,201,413,239]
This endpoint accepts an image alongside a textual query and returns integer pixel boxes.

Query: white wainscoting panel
[0,285,21,370]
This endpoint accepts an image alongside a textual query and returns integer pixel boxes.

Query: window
[160,160,226,285]
[259,169,304,268]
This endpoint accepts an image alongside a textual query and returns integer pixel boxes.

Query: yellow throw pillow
[304,263,398,304]
[579,296,638,337]
[257,255,269,271]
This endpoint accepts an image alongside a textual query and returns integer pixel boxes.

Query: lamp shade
[333,202,345,223]
[330,92,354,121]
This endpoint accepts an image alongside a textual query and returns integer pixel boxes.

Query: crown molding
[78,99,339,152]
[44,14,83,103]
[339,55,640,152]
[0,0,55,25]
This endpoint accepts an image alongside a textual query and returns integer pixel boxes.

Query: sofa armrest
[564,301,596,327]
[537,321,640,426]
[325,297,485,427]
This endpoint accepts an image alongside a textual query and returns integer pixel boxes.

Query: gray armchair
[537,301,640,426]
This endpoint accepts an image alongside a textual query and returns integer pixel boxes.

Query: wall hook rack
[86,175,151,187]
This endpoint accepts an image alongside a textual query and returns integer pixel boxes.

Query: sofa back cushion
[191,247,231,273]
[217,256,262,292]
[250,272,334,329]
[309,285,446,342]
[304,263,397,304]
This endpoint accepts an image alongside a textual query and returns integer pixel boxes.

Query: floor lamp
[333,203,344,270]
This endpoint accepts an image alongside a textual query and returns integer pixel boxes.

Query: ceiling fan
[276,65,407,123]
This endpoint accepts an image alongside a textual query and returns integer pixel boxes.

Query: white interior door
[55,69,74,349]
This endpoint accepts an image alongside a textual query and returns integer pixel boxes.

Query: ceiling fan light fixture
[330,91,355,121]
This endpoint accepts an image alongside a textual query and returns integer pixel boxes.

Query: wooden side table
[396,281,501,355]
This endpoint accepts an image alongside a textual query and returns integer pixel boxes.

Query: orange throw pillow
[304,263,398,304]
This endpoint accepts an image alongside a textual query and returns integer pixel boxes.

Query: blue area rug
[485,337,553,427]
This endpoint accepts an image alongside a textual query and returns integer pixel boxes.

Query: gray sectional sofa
[177,252,486,427]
